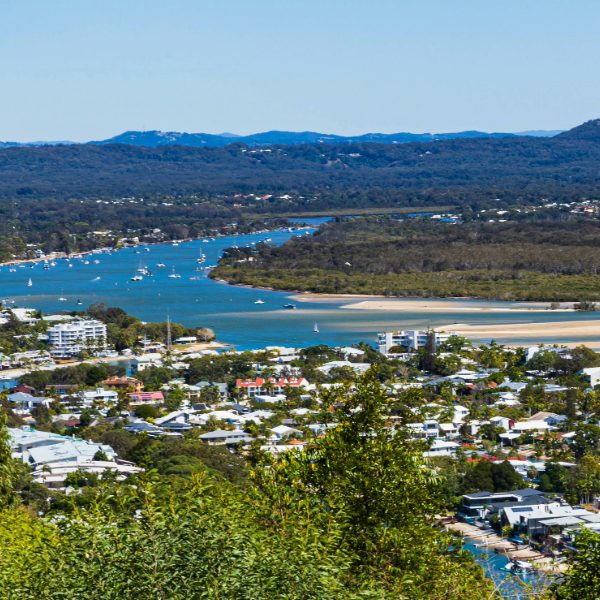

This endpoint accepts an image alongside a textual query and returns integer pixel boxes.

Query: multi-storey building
[377,329,453,354]
[47,319,107,357]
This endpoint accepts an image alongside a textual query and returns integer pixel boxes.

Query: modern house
[198,429,254,446]
[80,387,119,406]
[458,489,547,520]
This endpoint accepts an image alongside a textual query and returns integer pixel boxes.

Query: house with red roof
[235,377,309,397]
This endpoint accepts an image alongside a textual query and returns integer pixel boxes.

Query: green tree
[565,455,600,504]
[557,529,600,599]
[0,413,15,505]
[164,387,185,412]
[255,375,493,598]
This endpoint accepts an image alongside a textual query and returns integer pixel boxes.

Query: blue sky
[1,0,598,141]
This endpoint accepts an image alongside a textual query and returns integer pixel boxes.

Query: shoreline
[289,293,577,313]
[448,320,600,349]
[0,223,313,269]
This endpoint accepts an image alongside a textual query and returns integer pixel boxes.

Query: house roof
[235,377,306,388]
[199,429,252,440]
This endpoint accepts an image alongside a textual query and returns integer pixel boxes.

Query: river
[1,217,599,350]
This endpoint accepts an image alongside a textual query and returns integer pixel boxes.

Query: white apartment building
[377,329,453,354]
[47,319,107,357]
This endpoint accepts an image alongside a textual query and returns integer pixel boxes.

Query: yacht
[58,296,67,302]
[254,299,265,304]
[156,263,166,268]
[131,274,143,282]
[168,267,181,279]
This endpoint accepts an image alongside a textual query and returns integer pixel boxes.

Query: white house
[8,427,140,488]
[423,439,460,457]
[80,388,119,406]
[269,425,303,441]
[582,367,600,388]
[131,353,163,373]
[7,392,51,414]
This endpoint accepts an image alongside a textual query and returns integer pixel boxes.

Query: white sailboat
[313,322,319,333]
[27,278,32,287]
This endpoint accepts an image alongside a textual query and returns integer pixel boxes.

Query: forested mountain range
[0,127,560,150]
[0,119,596,204]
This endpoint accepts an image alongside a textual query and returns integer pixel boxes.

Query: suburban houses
[2,306,600,579]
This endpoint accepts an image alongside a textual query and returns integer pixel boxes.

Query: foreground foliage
[0,377,498,599]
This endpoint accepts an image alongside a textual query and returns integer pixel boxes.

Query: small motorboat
[58,297,67,302]
[506,560,533,574]
[254,299,265,305]
[283,303,296,310]
[131,275,143,282]
[156,263,166,268]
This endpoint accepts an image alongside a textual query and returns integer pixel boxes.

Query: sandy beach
[452,320,600,348]
[291,294,575,313]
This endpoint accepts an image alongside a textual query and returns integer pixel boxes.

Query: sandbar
[291,294,574,313]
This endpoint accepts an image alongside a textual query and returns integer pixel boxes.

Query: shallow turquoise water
[464,540,552,598]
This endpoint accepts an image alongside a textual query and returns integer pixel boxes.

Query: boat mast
[166,313,172,353]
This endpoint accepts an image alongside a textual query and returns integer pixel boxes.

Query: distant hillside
[0,128,560,150]
[556,118,600,141]
[91,128,525,148]
[0,120,594,204]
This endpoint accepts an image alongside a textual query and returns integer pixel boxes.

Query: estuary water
[1,218,599,350]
